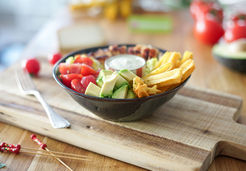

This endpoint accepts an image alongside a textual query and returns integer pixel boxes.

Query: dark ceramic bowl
[213,44,246,73]
[53,44,190,122]
[214,55,246,73]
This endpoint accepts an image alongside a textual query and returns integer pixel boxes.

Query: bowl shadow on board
[53,44,190,122]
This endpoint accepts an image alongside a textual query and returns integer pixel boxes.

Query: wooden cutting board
[0,58,246,171]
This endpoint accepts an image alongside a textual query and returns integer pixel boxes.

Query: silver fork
[15,68,71,128]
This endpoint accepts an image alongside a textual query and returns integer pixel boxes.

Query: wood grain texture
[0,64,246,171]
[0,7,246,171]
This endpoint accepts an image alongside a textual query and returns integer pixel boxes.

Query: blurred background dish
[213,39,246,73]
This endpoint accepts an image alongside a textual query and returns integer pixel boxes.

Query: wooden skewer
[45,148,74,171]
[0,143,89,160]
[21,150,90,161]
[31,134,74,171]
[22,147,88,158]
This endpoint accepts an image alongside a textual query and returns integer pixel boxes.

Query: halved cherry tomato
[81,64,97,76]
[74,55,93,66]
[23,58,40,76]
[49,53,62,65]
[60,74,83,88]
[59,63,82,74]
[71,79,85,93]
[81,75,96,89]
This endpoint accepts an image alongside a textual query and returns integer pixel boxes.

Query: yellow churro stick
[181,51,193,64]
[145,68,182,86]
[165,52,181,69]
[145,62,172,77]
[180,59,195,82]
[154,52,171,70]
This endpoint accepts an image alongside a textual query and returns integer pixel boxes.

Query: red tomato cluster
[59,55,97,93]
[74,54,93,66]
[190,1,246,45]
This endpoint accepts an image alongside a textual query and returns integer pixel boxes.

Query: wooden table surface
[1,7,246,171]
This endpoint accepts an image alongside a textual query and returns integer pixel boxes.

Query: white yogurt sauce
[105,54,145,71]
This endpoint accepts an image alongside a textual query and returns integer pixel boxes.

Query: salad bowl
[53,44,190,121]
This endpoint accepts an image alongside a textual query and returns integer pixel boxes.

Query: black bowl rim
[213,53,246,61]
[53,44,190,102]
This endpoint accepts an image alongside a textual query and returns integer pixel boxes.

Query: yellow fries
[144,68,182,87]
[153,52,171,70]
[133,77,161,98]
[133,77,148,98]
[147,85,161,95]
[133,50,195,97]
[180,59,195,82]
[165,52,181,69]
[146,62,172,77]
[181,51,193,64]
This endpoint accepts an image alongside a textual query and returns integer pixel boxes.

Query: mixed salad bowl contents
[56,44,195,100]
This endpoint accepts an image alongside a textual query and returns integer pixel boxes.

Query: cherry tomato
[81,64,97,76]
[81,75,96,89]
[224,13,246,43]
[74,55,93,66]
[194,18,224,45]
[136,68,142,77]
[49,53,62,65]
[59,63,82,74]
[60,74,83,88]
[23,58,40,76]
[71,79,85,93]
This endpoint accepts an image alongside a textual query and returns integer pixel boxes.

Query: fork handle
[33,91,70,128]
